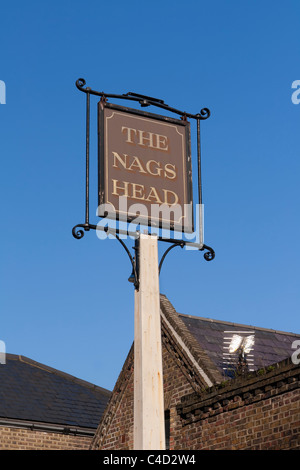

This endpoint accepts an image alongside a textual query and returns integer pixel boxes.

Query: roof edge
[90,344,134,450]
[177,313,300,337]
[5,353,111,396]
[0,417,96,436]
[160,294,223,385]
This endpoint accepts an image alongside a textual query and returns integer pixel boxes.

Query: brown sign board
[97,102,193,232]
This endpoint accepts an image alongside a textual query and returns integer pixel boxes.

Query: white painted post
[134,233,165,450]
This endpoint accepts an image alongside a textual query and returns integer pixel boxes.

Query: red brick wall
[92,339,197,450]
[100,369,134,450]
[91,300,300,452]
[178,390,300,450]
[176,360,300,450]
[162,335,199,451]
[0,426,92,450]
[175,388,300,450]
[92,341,300,451]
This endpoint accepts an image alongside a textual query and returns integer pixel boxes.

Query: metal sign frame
[72,78,215,289]
[98,101,194,233]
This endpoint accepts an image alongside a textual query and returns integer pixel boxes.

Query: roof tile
[0,354,111,429]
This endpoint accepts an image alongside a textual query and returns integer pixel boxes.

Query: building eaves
[177,357,300,426]
[0,417,96,437]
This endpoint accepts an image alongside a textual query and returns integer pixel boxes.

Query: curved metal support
[75,78,210,121]
[73,223,215,263]
[72,222,140,289]
[201,244,215,261]
[196,109,210,120]
[158,241,214,274]
[72,223,90,239]
[115,234,139,290]
[159,242,184,275]
[76,78,87,92]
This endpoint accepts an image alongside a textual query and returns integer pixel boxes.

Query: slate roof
[0,354,111,429]
[179,312,300,378]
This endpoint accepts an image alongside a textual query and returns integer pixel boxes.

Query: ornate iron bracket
[75,78,210,121]
[116,234,139,290]
[159,242,185,275]
[72,222,215,284]
[72,222,140,289]
[158,240,215,275]
[72,79,215,289]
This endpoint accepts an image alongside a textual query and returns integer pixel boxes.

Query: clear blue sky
[1,0,299,391]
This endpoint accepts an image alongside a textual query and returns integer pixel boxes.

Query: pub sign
[97,102,194,232]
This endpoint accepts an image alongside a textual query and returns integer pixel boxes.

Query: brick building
[1,295,299,450]
[91,295,300,450]
[0,354,111,449]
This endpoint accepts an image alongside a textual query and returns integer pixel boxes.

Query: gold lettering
[128,156,147,173]
[112,179,129,197]
[156,134,169,151]
[164,163,176,179]
[112,152,174,178]
[121,126,169,151]
[111,180,179,207]
[137,131,169,151]
[146,160,163,177]
[163,189,179,205]
[137,130,154,148]
[131,183,145,200]
[121,127,137,143]
[112,151,128,169]
[145,186,163,204]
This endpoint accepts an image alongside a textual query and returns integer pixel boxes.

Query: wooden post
[134,233,165,450]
